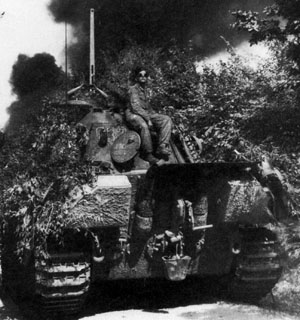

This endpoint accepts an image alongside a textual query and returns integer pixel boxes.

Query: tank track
[35,252,91,315]
[229,227,283,302]
[182,134,202,163]
[173,128,202,163]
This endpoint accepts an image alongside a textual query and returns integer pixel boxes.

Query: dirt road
[0,294,298,320]
[81,303,298,320]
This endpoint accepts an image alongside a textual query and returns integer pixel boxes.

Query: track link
[229,227,283,302]
[35,252,90,315]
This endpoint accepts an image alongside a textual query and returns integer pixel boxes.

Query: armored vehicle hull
[1,157,284,315]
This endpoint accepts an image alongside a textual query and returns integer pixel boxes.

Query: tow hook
[119,237,130,255]
[232,240,242,254]
[92,234,105,263]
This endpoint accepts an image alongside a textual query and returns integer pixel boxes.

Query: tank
[0,9,289,317]
[1,93,288,315]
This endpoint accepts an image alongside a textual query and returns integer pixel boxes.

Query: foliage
[99,41,202,111]
[93,40,300,187]
[0,95,95,259]
[232,0,300,76]
[10,53,64,97]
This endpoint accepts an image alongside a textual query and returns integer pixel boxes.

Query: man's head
[131,66,149,85]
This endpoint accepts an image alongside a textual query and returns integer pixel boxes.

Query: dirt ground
[0,299,298,320]
[79,303,298,320]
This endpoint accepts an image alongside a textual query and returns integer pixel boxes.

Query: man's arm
[129,87,151,122]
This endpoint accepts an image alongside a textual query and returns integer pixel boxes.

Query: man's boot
[145,153,160,165]
[156,144,171,158]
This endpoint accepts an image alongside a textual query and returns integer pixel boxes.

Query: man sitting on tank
[125,66,172,165]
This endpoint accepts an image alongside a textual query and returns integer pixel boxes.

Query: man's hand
[148,120,153,129]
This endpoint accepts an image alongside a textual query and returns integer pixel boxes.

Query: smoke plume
[48,0,273,67]
[0,0,72,130]
[10,53,63,97]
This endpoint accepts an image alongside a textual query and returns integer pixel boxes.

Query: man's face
[137,70,148,84]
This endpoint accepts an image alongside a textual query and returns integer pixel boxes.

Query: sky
[0,0,73,130]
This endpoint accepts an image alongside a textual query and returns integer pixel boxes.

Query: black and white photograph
[0,1,300,319]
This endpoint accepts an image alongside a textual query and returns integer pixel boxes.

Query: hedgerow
[0,96,96,259]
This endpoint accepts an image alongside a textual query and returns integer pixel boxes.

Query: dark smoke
[49,0,273,46]
[10,53,63,97]
[49,0,99,24]
[48,0,273,76]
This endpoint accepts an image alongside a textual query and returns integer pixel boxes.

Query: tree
[232,0,300,75]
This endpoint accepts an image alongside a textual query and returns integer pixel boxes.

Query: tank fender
[223,180,278,225]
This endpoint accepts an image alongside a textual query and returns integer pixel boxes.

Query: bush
[0,95,95,259]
